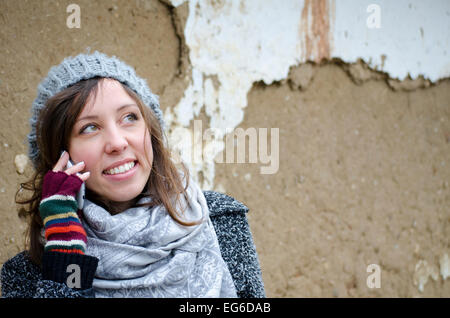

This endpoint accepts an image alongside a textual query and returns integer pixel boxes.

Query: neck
[86,189,141,215]
[108,199,138,215]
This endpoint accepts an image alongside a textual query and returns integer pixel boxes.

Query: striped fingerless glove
[39,171,87,254]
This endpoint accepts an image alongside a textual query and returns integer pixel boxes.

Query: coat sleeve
[204,191,266,298]
[1,251,96,298]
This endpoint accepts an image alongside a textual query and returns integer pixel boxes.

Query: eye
[80,124,98,134]
[123,112,138,123]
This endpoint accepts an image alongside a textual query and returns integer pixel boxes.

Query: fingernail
[76,161,85,166]
[60,151,66,158]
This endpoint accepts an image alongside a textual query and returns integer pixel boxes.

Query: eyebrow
[77,104,138,122]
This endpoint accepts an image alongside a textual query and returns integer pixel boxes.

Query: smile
[103,161,136,175]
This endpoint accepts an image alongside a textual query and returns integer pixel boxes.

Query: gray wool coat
[1,191,265,298]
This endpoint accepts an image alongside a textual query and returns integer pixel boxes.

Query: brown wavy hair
[16,77,194,266]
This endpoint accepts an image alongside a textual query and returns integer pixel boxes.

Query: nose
[104,125,128,154]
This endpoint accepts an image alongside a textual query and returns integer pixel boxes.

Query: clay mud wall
[0,0,449,297]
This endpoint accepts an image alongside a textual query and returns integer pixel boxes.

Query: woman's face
[69,79,153,203]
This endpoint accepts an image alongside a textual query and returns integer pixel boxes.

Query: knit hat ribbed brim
[28,51,164,168]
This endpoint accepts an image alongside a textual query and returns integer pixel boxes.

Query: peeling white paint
[182,0,303,129]
[413,260,439,293]
[440,253,449,281]
[168,0,450,188]
[332,0,450,82]
[167,0,304,188]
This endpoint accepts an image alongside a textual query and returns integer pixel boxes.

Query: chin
[106,188,145,202]
[88,181,147,204]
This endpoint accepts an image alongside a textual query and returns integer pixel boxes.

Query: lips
[104,161,136,175]
[102,159,137,175]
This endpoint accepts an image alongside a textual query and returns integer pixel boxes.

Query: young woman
[1,51,265,298]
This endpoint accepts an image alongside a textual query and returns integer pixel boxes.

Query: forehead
[82,78,136,114]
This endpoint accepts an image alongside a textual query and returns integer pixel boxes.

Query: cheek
[69,140,100,172]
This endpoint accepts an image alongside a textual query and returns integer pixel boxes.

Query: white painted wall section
[168,0,450,189]
[333,0,450,82]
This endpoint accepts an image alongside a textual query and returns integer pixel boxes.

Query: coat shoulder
[2,251,38,277]
[1,251,40,298]
[203,190,249,216]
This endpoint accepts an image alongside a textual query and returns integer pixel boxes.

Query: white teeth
[104,161,135,175]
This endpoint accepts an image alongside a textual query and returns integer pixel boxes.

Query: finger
[77,171,90,182]
[65,161,85,175]
[53,151,69,172]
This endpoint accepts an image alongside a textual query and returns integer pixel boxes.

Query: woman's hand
[39,151,90,255]
[54,151,90,182]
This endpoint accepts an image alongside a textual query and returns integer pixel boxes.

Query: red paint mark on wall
[300,0,334,63]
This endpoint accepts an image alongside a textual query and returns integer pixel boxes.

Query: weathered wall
[0,0,449,297]
[167,0,450,190]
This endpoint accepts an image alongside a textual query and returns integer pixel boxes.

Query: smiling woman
[0,51,265,298]
[37,76,187,221]
[68,79,154,209]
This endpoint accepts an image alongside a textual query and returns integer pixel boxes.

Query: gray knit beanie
[28,50,164,168]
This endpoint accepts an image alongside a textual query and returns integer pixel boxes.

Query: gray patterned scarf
[81,179,237,298]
